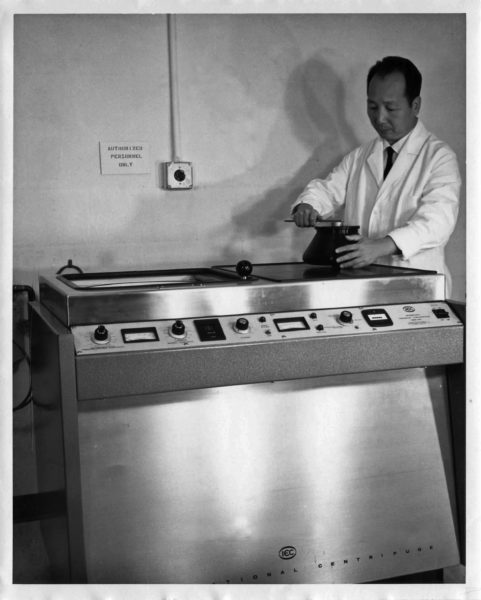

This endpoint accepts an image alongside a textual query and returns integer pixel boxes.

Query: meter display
[121,327,159,343]
[361,308,393,327]
[274,316,310,332]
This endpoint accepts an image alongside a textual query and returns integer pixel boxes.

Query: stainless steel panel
[39,269,445,327]
[77,368,459,584]
[75,326,463,400]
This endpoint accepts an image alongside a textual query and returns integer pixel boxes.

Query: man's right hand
[292,203,321,227]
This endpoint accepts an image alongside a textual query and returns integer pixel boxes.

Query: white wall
[13,13,466,299]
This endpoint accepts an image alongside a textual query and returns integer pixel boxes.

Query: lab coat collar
[367,120,428,186]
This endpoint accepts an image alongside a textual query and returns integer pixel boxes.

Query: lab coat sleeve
[387,147,461,260]
[291,151,355,217]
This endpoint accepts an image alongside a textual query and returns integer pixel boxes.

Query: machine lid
[212,262,437,282]
[56,267,256,290]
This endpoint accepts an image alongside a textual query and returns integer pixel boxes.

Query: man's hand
[292,203,321,227]
[335,235,399,268]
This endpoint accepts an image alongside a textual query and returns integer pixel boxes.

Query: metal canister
[302,223,360,268]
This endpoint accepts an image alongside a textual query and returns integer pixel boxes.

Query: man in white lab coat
[292,56,461,296]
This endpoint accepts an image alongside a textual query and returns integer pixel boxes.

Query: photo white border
[1,1,479,599]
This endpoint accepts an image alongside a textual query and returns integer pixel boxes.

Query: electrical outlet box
[163,161,193,190]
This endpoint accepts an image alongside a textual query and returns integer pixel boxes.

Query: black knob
[339,310,353,324]
[310,312,318,319]
[258,316,266,323]
[94,325,109,341]
[236,260,253,279]
[316,324,324,331]
[171,320,186,336]
[235,317,249,332]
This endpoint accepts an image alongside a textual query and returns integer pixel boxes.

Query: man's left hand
[335,235,399,268]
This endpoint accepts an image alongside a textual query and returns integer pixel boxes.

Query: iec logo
[403,305,416,312]
[279,546,297,560]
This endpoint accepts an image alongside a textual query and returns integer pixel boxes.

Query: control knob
[234,317,249,333]
[339,310,353,324]
[170,320,186,338]
[93,324,109,344]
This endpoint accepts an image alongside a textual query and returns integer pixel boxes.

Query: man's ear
[412,96,421,116]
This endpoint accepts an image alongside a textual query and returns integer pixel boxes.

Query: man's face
[367,72,420,144]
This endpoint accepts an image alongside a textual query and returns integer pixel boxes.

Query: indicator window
[274,316,310,332]
[121,327,159,343]
[194,318,226,341]
[361,308,393,327]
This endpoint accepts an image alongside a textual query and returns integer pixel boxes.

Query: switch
[194,319,226,341]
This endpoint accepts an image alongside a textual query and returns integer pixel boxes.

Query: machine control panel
[71,302,462,355]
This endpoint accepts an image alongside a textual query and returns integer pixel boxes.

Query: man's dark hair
[367,56,422,105]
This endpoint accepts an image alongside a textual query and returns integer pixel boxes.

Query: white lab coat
[293,121,461,296]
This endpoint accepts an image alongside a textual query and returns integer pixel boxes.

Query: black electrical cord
[12,339,33,412]
[12,285,35,412]
[13,284,36,302]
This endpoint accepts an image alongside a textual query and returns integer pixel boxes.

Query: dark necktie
[384,146,395,179]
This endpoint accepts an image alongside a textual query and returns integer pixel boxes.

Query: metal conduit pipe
[167,14,181,162]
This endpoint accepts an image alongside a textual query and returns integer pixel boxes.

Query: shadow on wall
[226,57,361,258]
[59,56,364,272]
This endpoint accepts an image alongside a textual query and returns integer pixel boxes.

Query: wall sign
[99,142,150,174]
